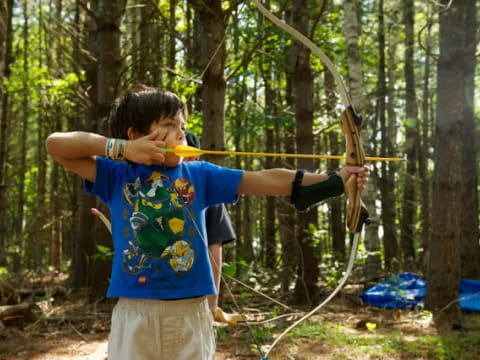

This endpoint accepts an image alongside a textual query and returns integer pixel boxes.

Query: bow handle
[339,107,369,233]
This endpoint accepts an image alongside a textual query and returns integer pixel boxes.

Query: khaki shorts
[108,297,216,360]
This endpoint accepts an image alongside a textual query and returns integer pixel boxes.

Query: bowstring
[262,231,361,358]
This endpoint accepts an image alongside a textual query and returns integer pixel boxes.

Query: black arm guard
[290,170,344,211]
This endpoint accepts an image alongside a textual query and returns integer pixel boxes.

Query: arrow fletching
[165,145,205,158]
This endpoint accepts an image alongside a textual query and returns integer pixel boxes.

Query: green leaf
[0,266,9,280]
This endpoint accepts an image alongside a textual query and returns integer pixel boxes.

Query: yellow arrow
[166,144,404,162]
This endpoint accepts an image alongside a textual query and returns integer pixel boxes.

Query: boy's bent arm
[237,169,329,196]
[46,131,107,182]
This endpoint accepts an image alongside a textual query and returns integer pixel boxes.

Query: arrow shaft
[186,149,402,162]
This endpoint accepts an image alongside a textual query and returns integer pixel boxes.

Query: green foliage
[291,320,328,338]
[0,267,9,281]
[302,223,327,256]
[319,253,345,286]
[281,318,480,359]
[396,333,480,360]
[92,245,114,261]
[223,260,249,278]
[353,242,372,266]
[241,326,273,343]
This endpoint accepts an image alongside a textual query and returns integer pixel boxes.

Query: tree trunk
[325,70,344,261]
[241,196,254,264]
[459,0,479,279]
[48,0,64,272]
[418,10,432,274]
[242,133,255,264]
[71,2,98,289]
[426,0,469,320]
[292,0,318,305]
[49,159,62,270]
[95,0,127,130]
[375,0,392,278]
[399,0,418,271]
[32,0,48,269]
[384,20,400,274]
[14,0,30,272]
[188,0,227,166]
[343,0,368,112]
[63,0,82,274]
[260,23,277,269]
[230,18,243,264]
[0,0,13,267]
[167,0,177,87]
[0,0,6,86]
[264,128,276,268]
[279,63,297,294]
[88,0,127,300]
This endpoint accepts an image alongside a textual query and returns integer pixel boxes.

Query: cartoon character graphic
[121,171,196,276]
[161,240,195,273]
[174,178,195,206]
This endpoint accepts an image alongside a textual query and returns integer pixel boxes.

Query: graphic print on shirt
[121,171,196,276]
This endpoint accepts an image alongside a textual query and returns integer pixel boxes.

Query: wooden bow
[251,0,369,235]
[251,1,370,358]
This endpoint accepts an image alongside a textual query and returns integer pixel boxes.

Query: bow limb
[251,0,354,111]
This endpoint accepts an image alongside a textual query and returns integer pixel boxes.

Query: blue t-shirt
[85,157,244,300]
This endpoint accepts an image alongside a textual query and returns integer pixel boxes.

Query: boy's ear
[127,127,140,140]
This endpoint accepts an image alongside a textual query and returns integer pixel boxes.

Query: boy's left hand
[207,295,217,320]
[339,166,369,190]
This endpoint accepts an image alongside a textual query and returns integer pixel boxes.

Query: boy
[46,87,368,359]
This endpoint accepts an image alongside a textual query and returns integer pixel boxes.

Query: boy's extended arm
[237,167,368,196]
[237,169,329,195]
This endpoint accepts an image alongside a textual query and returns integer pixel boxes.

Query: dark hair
[186,131,201,148]
[109,85,187,139]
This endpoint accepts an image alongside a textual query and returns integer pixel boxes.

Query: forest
[0,0,479,359]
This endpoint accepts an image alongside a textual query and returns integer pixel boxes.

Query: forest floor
[1,274,480,360]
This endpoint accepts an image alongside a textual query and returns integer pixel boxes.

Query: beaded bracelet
[105,138,129,160]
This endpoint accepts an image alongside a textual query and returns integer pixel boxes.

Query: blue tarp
[360,272,480,312]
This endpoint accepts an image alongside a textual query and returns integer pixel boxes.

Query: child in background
[185,130,235,320]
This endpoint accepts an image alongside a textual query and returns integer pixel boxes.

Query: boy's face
[128,111,187,167]
[150,111,187,167]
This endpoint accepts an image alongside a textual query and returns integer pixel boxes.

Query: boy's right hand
[125,130,167,166]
